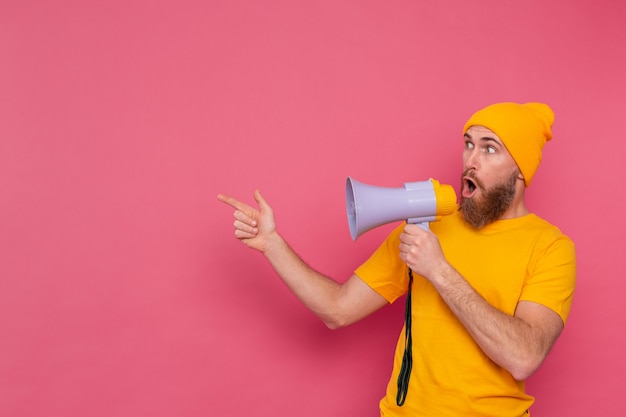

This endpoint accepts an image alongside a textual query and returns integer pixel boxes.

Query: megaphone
[346,177,457,240]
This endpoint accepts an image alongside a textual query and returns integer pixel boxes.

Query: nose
[463,148,478,171]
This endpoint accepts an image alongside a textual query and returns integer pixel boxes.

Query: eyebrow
[464,132,502,145]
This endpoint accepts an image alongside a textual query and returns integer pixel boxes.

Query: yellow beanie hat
[463,102,555,186]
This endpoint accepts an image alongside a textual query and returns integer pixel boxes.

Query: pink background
[1,1,625,416]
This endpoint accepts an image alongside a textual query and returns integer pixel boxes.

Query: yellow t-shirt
[355,210,576,417]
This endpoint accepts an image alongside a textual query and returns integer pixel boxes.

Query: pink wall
[1,1,625,416]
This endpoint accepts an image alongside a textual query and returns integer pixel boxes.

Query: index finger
[217,193,252,212]
[403,223,428,235]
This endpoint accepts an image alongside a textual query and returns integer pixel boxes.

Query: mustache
[462,169,484,190]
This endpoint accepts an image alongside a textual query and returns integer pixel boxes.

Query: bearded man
[218,102,576,417]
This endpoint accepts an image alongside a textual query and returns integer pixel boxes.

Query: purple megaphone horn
[345,177,457,240]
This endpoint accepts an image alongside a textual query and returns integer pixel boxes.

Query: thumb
[254,189,270,211]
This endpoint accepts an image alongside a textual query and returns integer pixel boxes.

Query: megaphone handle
[417,222,430,231]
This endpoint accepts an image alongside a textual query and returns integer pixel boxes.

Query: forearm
[262,232,344,327]
[432,264,551,380]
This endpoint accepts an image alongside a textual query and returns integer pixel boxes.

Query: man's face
[459,126,522,228]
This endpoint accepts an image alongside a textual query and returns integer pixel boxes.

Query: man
[217,102,576,416]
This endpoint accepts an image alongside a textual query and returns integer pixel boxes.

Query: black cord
[396,268,414,406]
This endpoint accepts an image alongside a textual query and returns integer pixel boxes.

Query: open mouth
[463,177,478,198]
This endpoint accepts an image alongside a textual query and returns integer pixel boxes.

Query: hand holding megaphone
[346,177,457,240]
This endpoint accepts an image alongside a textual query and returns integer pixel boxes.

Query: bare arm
[399,224,563,380]
[217,190,388,328]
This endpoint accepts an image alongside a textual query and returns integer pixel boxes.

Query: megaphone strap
[396,269,414,406]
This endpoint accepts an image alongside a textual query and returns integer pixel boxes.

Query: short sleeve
[354,224,410,304]
[519,229,577,325]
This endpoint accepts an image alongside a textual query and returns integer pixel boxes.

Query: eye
[486,146,496,154]
[465,141,474,150]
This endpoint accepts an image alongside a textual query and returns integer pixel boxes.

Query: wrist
[262,231,285,256]
[431,261,457,290]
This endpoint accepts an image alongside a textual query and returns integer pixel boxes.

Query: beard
[459,169,519,229]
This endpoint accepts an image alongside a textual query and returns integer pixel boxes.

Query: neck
[499,181,529,220]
